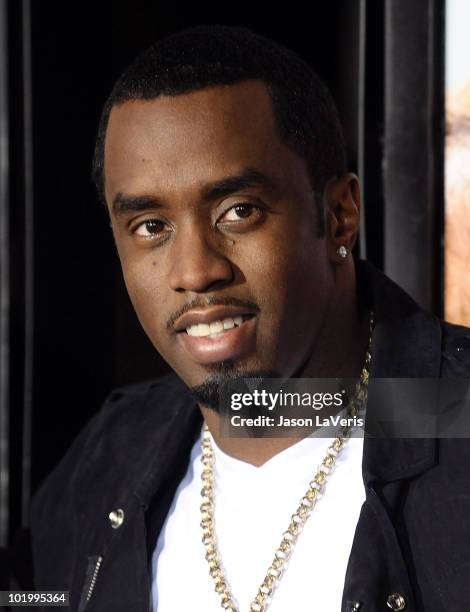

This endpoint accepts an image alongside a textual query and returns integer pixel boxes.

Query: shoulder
[33,371,189,505]
[30,372,194,589]
[84,371,189,447]
[97,370,188,424]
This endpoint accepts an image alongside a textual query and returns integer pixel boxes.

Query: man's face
[104,80,335,389]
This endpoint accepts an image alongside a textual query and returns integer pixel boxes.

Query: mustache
[166,296,260,332]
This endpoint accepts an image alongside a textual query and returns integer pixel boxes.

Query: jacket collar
[356,260,441,486]
[132,379,201,509]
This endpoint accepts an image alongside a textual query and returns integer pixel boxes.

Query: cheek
[237,224,332,354]
[239,223,329,307]
[119,256,168,341]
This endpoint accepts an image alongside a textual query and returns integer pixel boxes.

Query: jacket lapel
[342,262,442,611]
[72,377,201,611]
[357,260,441,485]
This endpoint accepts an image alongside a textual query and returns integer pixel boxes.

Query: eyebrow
[111,167,275,217]
[112,193,164,217]
[202,167,276,200]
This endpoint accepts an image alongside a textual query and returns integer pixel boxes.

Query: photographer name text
[230,414,364,428]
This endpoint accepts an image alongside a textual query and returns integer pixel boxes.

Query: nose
[168,226,234,293]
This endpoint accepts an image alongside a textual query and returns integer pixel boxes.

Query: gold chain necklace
[200,313,373,612]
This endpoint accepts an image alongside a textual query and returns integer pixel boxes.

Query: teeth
[186,316,245,337]
[210,321,224,334]
[198,323,210,336]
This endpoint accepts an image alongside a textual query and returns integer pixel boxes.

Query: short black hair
[92,25,347,234]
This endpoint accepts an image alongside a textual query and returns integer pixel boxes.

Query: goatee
[189,364,280,413]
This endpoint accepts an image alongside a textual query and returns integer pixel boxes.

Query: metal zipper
[86,555,103,601]
[78,555,104,612]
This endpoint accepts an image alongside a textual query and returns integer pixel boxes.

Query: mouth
[185,313,254,337]
[173,306,258,365]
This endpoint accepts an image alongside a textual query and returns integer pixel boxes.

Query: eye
[134,219,166,238]
[217,203,263,225]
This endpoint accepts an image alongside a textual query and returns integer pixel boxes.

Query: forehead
[103,80,296,202]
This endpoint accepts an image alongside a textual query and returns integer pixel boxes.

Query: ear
[324,173,361,263]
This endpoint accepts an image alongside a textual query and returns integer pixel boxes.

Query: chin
[188,364,281,413]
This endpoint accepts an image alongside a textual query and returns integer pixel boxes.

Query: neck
[301,262,368,379]
[201,262,369,466]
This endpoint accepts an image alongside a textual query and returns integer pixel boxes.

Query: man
[31,26,470,612]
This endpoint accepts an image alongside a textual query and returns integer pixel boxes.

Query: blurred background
[0,0,468,587]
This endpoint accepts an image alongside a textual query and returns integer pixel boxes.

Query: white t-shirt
[151,429,365,612]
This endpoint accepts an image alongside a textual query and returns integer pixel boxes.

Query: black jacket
[31,262,470,612]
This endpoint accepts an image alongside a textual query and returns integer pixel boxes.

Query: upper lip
[173,305,258,333]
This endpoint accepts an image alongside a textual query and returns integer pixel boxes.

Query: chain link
[201,313,374,612]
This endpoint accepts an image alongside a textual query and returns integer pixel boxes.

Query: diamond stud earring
[337,245,348,259]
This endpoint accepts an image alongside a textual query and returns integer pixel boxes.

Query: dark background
[0,0,443,562]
